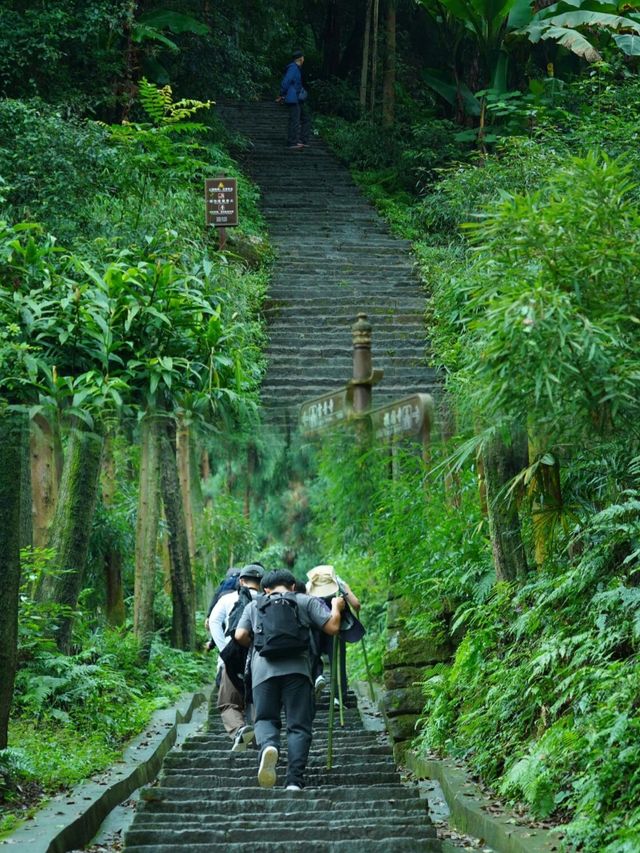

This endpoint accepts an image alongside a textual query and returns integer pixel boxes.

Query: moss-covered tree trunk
[0,411,27,749]
[39,426,104,653]
[382,0,396,127]
[160,418,196,651]
[482,431,528,583]
[176,417,202,565]
[102,433,125,626]
[30,413,63,548]
[19,417,32,549]
[133,413,161,657]
[528,430,563,567]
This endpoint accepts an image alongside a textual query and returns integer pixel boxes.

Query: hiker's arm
[210,596,230,650]
[321,596,346,636]
[341,582,361,613]
[234,627,252,647]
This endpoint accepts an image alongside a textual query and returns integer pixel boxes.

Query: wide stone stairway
[218,101,436,428]
[123,692,440,852]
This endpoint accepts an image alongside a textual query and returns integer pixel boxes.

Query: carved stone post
[351,312,373,415]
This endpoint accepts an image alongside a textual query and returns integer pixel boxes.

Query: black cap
[292,48,304,59]
[239,563,264,580]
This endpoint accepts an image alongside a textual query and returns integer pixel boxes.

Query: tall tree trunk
[102,433,125,626]
[39,426,104,653]
[19,418,32,550]
[482,431,528,583]
[244,443,257,519]
[134,413,161,657]
[0,411,27,749]
[322,0,342,77]
[382,0,396,127]
[160,419,196,651]
[528,431,562,567]
[30,414,63,549]
[176,418,196,563]
[370,0,381,111]
[360,0,373,110]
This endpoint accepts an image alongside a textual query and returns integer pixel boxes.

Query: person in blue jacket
[278,49,311,149]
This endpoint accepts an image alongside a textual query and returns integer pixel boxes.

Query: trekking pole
[336,636,345,727]
[361,637,376,703]
[326,638,338,770]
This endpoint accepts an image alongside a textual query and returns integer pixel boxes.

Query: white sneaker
[257,745,278,788]
[231,725,255,753]
[285,784,302,791]
[314,674,327,700]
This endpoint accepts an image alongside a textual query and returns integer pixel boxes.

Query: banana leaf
[422,68,482,115]
[613,32,640,52]
[137,10,209,35]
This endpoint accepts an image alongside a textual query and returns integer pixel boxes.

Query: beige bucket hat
[306,565,340,598]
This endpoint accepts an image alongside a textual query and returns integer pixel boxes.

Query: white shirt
[210,587,258,669]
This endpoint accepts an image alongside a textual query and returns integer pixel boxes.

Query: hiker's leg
[287,103,301,146]
[338,636,348,699]
[300,102,311,144]
[253,676,283,753]
[282,674,313,787]
[325,635,348,700]
[217,666,246,737]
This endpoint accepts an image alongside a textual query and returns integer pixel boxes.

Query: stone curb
[2,685,213,853]
[405,752,566,853]
[353,682,565,853]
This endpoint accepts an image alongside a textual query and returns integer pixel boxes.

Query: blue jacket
[280,62,306,104]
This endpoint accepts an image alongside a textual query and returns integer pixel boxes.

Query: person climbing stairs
[123,691,441,851]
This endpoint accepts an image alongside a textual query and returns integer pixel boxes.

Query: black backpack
[224,586,254,638]
[254,593,309,660]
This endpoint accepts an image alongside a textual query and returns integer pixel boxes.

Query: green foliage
[1,542,209,815]
[0,0,130,111]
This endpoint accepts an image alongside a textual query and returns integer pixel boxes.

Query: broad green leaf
[613,32,640,52]
[137,10,209,35]
[547,8,640,29]
[422,68,482,115]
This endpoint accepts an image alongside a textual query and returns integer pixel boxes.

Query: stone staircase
[218,101,437,429]
[123,692,440,852]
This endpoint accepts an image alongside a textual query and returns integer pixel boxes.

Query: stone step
[141,782,421,803]
[125,827,436,845]
[138,798,428,817]
[124,839,441,852]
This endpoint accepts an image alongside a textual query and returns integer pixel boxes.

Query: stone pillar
[351,312,373,414]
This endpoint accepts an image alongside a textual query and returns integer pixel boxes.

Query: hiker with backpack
[234,568,345,791]
[210,563,264,751]
[306,565,363,709]
[204,566,241,654]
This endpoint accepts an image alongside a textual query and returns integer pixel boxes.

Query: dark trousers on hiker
[287,101,311,146]
[321,634,348,702]
[253,673,313,787]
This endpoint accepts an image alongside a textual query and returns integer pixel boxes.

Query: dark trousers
[321,634,348,701]
[287,101,311,146]
[253,674,313,787]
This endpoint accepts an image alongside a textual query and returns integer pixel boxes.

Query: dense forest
[1,1,640,850]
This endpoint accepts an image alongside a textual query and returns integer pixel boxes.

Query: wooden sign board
[368,393,434,441]
[300,388,351,435]
[205,177,238,227]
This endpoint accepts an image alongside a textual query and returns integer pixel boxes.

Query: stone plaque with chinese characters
[300,389,350,435]
[369,393,433,440]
